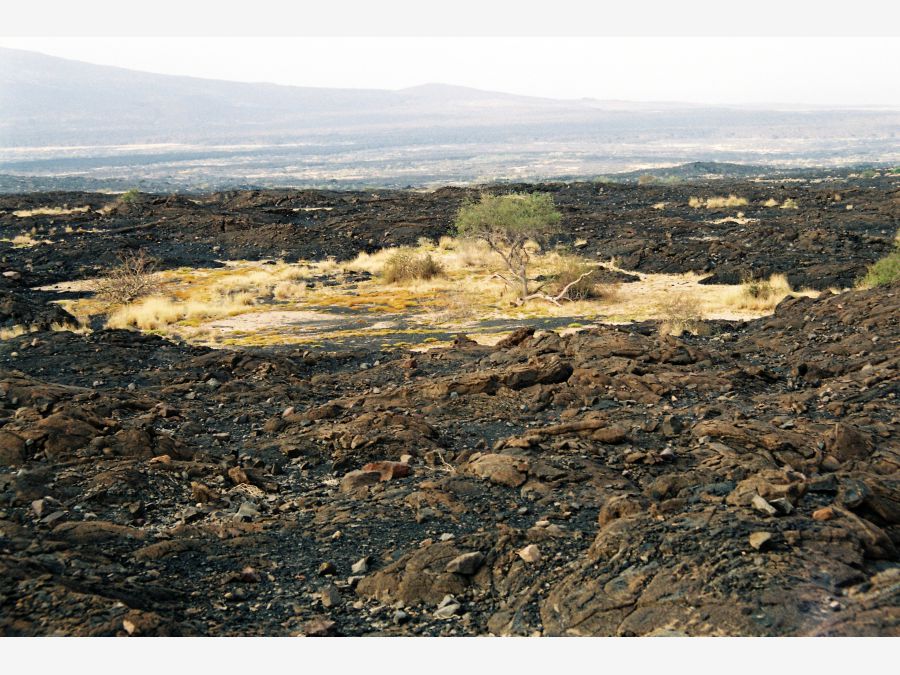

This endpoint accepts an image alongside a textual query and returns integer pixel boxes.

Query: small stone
[434,603,461,619]
[320,585,341,608]
[439,532,455,542]
[318,561,337,576]
[122,619,137,635]
[518,544,542,563]
[812,506,835,521]
[659,447,676,460]
[238,566,260,583]
[43,510,66,525]
[749,531,773,550]
[31,499,45,517]
[282,406,296,418]
[233,502,258,522]
[769,497,794,515]
[301,618,337,637]
[393,609,409,625]
[445,551,484,575]
[829,600,842,611]
[751,495,778,517]
[351,556,369,574]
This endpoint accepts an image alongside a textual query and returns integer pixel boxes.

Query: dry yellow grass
[381,249,444,284]
[708,273,819,312]
[658,292,709,336]
[50,237,828,349]
[0,325,28,340]
[780,198,799,209]
[690,195,749,209]
[0,232,54,247]
[12,206,90,218]
[273,280,309,300]
[0,321,86,340]
[106,293,256,331]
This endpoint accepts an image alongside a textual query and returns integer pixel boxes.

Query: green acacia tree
[455,192,586,303]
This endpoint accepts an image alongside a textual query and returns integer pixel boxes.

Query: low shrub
[690,195,749,209]
[548,256,600,300]
[659,292,708,336]
[859,237,900,287]
[92,249,160,304]
[381,249,444,283]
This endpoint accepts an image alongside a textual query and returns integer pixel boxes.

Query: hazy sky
[1,36,898,106]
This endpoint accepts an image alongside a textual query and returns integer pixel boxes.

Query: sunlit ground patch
[40,240,825,348]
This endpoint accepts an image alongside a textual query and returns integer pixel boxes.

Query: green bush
[119,188,141,204]
[859,241,900,287]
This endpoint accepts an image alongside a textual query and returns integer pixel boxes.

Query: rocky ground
[0,178,898,636]
[2,174,898,297]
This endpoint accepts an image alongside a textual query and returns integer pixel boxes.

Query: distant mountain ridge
[1,47,898,190]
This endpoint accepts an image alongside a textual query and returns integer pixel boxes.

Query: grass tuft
[381,250,445,284]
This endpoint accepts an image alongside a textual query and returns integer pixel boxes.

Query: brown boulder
[356,541,474,605]
[35,413,101,459]
[360,460,411,481]
[0,430,26,466]
[824,423,874,463]
[339,470,382,494]
[467,454,529,488]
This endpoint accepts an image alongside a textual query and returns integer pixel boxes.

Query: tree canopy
[454,192,561,245]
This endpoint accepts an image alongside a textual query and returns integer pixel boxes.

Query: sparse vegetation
[547,256,599,301]
[381,249,444,284]
[0,321,86,340]
[659,292,708,336]
[119,189,141,203]
[858,235,900,288]
[454,192,562,302]
[106,293,256,331]
[12,205,90,218]
[780,198,799,209]
[91,249,160,304]
[0,232,54,247]
[690,195,749,209]
[56,239,809,348]
[713,272,820,312]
